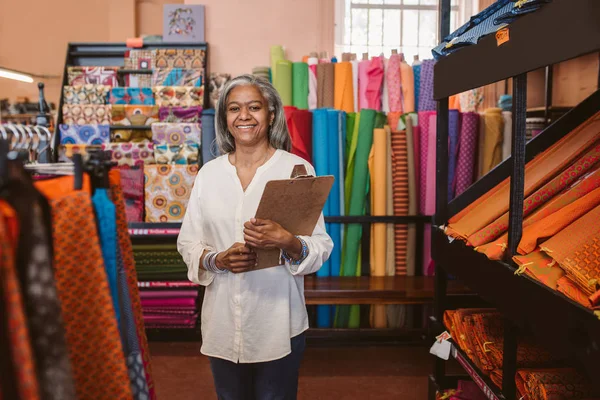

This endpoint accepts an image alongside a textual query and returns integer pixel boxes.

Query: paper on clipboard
[252,164,334,269]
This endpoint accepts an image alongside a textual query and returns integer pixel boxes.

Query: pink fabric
[425,113,437,215]
[366,57,384,111]
[418,111,434,214]
[454,112,480,197]
[413,125,421,208]
[387,54,402,113]
[358,60,370,110]
[140,298,197,308]
[142,308,197,315]
[139,290,199,299]
[142,313,198,325]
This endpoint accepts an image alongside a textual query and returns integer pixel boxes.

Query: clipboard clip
[291,164,313,179]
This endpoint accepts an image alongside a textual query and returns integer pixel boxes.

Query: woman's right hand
[215,242,257,274]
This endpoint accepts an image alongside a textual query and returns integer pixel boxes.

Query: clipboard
[252,164,334,269]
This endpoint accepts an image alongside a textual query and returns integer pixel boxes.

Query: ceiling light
[0,67,34,83]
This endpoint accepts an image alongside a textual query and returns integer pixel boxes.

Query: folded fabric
[111,105,159,126]
[58,144,104,162]
[151,123,201,145]
[152,86,204,107]
[556,276,595,308]
[62,104,111,125]
[144,164,199,222]
[102,143,155,167]
[152,68,203,87]
[109,88,155,105]
[515,368,596,400]
[119,166,144,223]
[67,66,119,86]
[513,250,564,290]
[494,0,552,25]
[63,85,110,105]
[154,144,199,165]
[158,106,202,123]
[140,297,197,308]
[209,73,231,108]
[124,49,155,87]
[112,129,152,143]
[59,124,110,145]
[155,49,205,69]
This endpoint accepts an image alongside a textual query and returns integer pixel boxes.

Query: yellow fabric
[400,61,415,113]
[481,108,505,176]
[334,62,355,113]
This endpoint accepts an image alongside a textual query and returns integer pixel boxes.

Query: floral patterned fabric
[144,164,199,223]
[154,144,199,165]
[151,123,201,145]
[67,67,119,87]
[152,86,204,108]
[63,85,110,105]
[103,143,155,167]
[59,124,110,145]
[109,88,155,105]
[62,105,111,125]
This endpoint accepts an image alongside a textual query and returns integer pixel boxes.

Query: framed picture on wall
[163,4,205,43]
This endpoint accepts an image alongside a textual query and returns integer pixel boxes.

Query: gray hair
[215,74,291,154]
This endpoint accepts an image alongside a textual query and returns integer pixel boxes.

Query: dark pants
[208,333,306,400]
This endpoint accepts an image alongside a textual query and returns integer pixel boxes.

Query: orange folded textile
[556,276,593,309]
[34,174,91,199]
[447,112,600,240]
[449,309,497,369]
[443,310,457,338]
[542,204,600,295]
[477,166,600,260]
[518,186,600,255]
[468,141,600,247]
[515,368,597,400]
[513,251,564,289]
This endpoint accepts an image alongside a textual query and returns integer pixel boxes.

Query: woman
[177,74,333,400]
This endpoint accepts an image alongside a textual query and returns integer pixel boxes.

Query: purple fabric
[158,106,202,123]
[447,110,461,201]
[139,290,199,299]
[418,111,435,215]
[453,112,480,197]
[143,313,199,325]
[142,308,197,315]
[418,59,436,112]
[140,298,197,308]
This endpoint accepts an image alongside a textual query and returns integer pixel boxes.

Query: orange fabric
[34,174,91,200]
[333,62,354,113]
[399,61,415,113]
[559,230,600,298]
[518,186,600,254]
[513,251,564,290]
[38,188,132,399]
[448,95,461,110]
[556,276,593,308]
[447,112,600,240]
[387,111,402,131]
[391,128,409,275]
[477,166,600,260]
[109,170,156,399]
[516,368,597,400]
[0,201,40,400]
[468,141,600,247]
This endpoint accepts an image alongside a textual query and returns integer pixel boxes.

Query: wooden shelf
[304,276,472,305]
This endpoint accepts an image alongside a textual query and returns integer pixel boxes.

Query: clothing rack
[430,0,600,399]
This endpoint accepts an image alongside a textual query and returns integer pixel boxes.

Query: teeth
[237,125,255,129]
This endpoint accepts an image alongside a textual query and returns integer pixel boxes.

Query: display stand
[430,0,600,398]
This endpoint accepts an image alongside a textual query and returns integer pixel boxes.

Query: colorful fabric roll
[270,45,285,83]
[417,111,434,214]
[400,59,415,113]
[158,106,202,123]
[370,128,388,278]
[391,127,410,276]
[381,58,390,113]
[119,167,144,223]
[307,57,319,110]
[251,66,270,82]
[151,123,201,146]
[358,60,370,110]
[154,144,199,165]
[63,85,110,105]
[103,143,155,167]
[152,86,204,108]
[67,66,119,87]
[201,109,217,163]
[274,60,293,106]
[413,64,421,112]
[59,124,110,145]
[291,62,309,110]
[316,63,335,108]
[480,108,504,176]
[208,73,231,108]
[418,59,436,112]
[334,62,354,113]
[151,69,203,87]
[284,106,312,163]
[62,104,111,125]
[155,49,205,69]
[459,88,484,113]
[385,125,395,277]
[144,164,199,223]
[454,112,479,197]
[404,114,418,276]
[351,60,359,112]
[366,57,384,111]
[447,110,461,201]
[109,88,155,105]
[502,111,512,160]
[387,54,402,113]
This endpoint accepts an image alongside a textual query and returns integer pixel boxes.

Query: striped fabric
[391,128,409,275]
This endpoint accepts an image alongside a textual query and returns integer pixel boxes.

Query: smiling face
[226,85,274,149]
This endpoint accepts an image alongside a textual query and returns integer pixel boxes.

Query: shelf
[433,0,600,99]
[110,125,153,131]
[304,276,472,305]
[432,228,600,384]
[449,340,505,400]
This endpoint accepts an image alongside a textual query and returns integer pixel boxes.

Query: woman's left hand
[243,218,293,250]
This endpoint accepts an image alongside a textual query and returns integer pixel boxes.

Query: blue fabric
[495,0,550,24]
[201,109,217,164]
[92,188,120,323]
[116,244,150,399]
[209,333,305,400]
[447,110,461,201]
[413,65,421,112]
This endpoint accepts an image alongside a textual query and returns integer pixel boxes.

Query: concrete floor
[149,342,433,400]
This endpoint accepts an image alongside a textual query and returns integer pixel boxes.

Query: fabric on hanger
[274,60,293,106]
[0,201,41,400]
[33,178,132,399]
[358,60,370,110]
[467,141,600,247]
[502,111,512,160]
[109,170,157,399]
[387,54,402,113]
[59,124,110,145]
[292,62,309,110]
[201,109,217,163]
[151,123,201,146]
[92,188,121,324]
[151,68,203,87]
[316,63,335,109]
[158,106,203,123]
[366,57,384,111]
[307,57,319,110]
[447,112,600,240]
[152,86,204,108]
[453,112,479,197]
[447,110,461,201]
[63,85,110,105]
[477,113,486,178]
[478,166,600,260]
[284,106,312,163]
[400,60,415,113]
[424,113,437,276]
[334,62,354,113]
[418,60,436,112]
[381,58,390,113]
[109,88,155,105]
[481,108,504,176]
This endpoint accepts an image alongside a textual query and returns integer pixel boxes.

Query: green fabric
[375,112,387,129]
[274,60,293,106]
[270,45,285,83]
[292,62,309,109]
[344,113,361,216]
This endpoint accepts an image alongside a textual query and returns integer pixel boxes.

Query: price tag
[430,331,452,360]
[496,27,510,46]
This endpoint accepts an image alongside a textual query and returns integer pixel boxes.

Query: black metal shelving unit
[430,1,600,399]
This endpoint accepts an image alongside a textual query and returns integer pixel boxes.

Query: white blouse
[177,149,333,363]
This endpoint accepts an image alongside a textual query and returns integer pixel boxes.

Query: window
[335,0,475,62]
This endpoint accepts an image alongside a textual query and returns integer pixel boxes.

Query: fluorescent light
[0,68,34,83]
